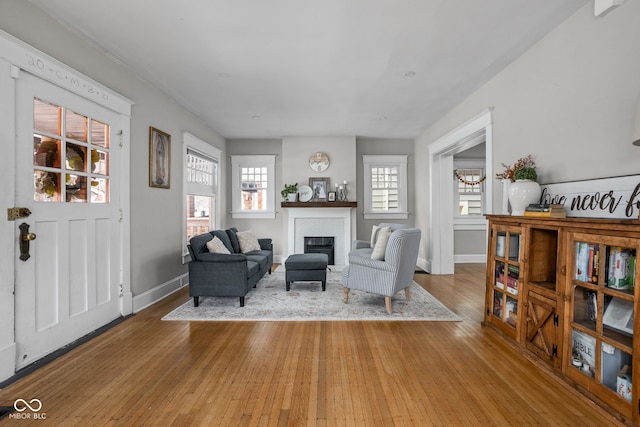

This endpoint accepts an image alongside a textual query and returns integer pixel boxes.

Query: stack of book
[523,203,567,218]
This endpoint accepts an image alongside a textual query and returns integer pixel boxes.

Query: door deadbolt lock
[7,207,31,221]
[19,223,36,261]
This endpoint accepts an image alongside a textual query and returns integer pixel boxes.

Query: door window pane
[65,109,88,142]
[32,98,109,203]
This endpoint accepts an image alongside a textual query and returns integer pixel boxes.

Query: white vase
[508,180,541,216]
[287,193,297,202]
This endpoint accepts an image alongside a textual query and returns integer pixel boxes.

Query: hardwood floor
[0,263,623,426]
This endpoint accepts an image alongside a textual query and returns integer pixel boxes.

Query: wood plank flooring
[0,264,624,426]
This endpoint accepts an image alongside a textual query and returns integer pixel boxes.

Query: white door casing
[428,109,493,274]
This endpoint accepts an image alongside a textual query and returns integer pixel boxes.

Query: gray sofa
[187,228,273,307]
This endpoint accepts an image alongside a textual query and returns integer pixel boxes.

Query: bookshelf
[484,215,640,423]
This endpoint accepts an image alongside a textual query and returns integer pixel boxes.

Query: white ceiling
[29,0,588,139]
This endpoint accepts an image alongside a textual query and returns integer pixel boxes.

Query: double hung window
[231,155,276,219]
[183,132,220,257]
[363,155,408,219]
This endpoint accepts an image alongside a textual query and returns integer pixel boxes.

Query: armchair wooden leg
[343,287,350,303]
[239,296,245,307]
[193,296,199,307]
[404,287,411,301]
[385,296,392,314]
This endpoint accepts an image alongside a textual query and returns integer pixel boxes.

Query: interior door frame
[428,109,493,274]
[0,29,132,382]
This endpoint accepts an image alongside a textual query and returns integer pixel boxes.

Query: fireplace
[286,207,354,266]
[304,236,335,265]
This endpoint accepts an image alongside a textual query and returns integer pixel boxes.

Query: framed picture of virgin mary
[149,127,170,188]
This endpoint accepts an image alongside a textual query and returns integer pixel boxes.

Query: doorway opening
[428,109,493,274]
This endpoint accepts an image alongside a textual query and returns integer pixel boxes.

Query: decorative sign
[540,175,640,219]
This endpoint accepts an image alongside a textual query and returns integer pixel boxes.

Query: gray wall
[0,1,227,297]
[415,1,640,263]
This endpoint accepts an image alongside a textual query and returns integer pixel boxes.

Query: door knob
[19,223,36,261]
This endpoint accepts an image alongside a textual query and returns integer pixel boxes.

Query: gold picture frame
[149,127,170,188]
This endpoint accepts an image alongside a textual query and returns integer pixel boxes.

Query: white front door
[13,71,123,369]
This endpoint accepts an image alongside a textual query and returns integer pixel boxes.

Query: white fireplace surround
[287,208,354,266]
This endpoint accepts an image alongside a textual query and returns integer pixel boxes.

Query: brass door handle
[19,223,36,261]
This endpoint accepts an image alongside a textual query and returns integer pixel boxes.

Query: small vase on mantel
[508,179,541,216]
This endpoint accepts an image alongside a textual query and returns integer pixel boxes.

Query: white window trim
[231,155,276,219]
[182,131,221,261]
[363,154,408,220]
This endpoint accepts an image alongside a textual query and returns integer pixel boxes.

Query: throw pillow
[370,226,391,261]
[370,225,380,247]
[236,230,261,253]
[206,236,231,254]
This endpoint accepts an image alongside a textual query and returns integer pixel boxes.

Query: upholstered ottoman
[285,253,329,291]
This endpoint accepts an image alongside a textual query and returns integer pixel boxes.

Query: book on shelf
[575,242,599,284]
[602,297,634,336]
[525,203,564,212]
[523,210,567,218]
[524,203,566,217]
[571,329,595,378]
[607,247,636,290]
[506,265,519,295]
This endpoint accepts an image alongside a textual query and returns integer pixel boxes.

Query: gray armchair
[342,225,421,314]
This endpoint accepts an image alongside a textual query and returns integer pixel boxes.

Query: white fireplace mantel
[286,207,355,266]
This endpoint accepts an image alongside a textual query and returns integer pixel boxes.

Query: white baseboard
[132,273,189,313]
[454,254,486,264]
[417,257,431,273]
[0,342,16,383]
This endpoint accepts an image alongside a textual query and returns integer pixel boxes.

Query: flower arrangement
[495,155,537,182]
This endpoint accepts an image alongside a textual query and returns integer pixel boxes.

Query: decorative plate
[309,152,330,172]
[298,185,313,202]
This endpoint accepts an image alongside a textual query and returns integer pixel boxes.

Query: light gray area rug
[163,271,460,322]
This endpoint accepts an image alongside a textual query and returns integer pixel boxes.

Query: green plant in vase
[513,166,537,182]
[281,183,298,202]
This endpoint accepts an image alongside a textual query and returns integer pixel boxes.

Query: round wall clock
[309,152,330,172]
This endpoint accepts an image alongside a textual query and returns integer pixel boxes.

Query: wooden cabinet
[484,215,640,424]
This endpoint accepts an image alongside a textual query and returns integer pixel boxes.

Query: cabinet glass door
[491,228,521,332]
[569,236,636,407]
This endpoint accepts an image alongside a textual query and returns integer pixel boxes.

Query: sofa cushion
[285,253,329,270]
[226,228,240,253]
[206,236,231,254]
[246,260,260,278]
[370,225,380,247]
[237,230,261,253]
[189,233,214,260]
[245,251,269,270]
[211,230,234,253]
[371,226,392,260]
